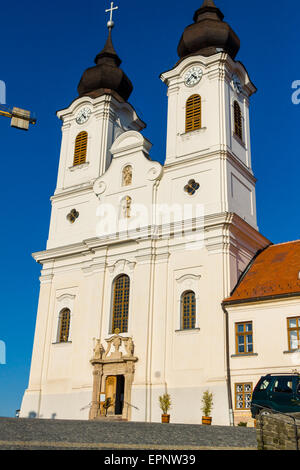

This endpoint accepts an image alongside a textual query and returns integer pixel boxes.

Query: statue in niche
[121,196,132,218]
[122,165,132,186]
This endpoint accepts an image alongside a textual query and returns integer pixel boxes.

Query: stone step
[95,415,127,422]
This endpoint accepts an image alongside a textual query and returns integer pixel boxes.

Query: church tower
[160,0,257,229]
[47,18,145,250]
[21,1,269,425]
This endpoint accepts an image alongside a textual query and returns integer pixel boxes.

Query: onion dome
[77,28,133,102]
[177,0,240,61]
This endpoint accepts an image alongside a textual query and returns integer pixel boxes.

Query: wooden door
[105,376,117,415]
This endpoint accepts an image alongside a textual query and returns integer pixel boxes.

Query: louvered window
[112,275,130,333]
[73,131,88,166]
[181,291,196,330]
[234,101,243,141]
[186,95,201,133]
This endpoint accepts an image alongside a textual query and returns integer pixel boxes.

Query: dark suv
[251,373,300,418]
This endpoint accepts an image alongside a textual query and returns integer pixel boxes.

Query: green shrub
[159,393,171,414]
[201,390,213,417]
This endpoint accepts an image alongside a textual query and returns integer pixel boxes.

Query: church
[20,0,300,426]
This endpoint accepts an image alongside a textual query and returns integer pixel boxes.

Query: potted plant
[159,393,171,423]
[201,390,213,425]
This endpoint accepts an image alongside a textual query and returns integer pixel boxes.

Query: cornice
[52,183,94,201]
[33,213,269,265]
[163,149,255,184]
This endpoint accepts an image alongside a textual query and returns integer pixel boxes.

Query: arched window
[73,131,88,166]
[58,308,71,343]
[186,95,201,133]
[233,101,243,141]
[181,291,196,330]
[122,165,132,186]
[112,275,130,333]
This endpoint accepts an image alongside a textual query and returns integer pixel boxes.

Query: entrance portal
[89,334,138,421]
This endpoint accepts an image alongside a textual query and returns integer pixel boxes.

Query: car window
[258,379,271,391]
[273,377,293,394]
[297,383,300,396]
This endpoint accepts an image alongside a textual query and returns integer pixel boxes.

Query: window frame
[73,131,88,166]
[287,316,300,351]
[185,94,202,133]
[234,382,253,410]
[111,274,130,334]
[58,308,71,343]
[235,321,254,355]
[233,100,243,142]
[181,290,196,330]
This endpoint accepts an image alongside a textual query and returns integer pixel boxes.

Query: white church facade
[20,1,300,426]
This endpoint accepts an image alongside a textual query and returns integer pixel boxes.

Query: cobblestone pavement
[0,418,257,450]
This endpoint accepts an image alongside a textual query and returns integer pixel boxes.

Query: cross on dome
[105,2,119,29]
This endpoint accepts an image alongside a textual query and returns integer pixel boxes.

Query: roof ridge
[270,239,300,248]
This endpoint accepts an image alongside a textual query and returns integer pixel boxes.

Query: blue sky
[0,0,299,417]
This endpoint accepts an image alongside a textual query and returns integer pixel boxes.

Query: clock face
[184,67,203,87]
[232,74,242,94]
[76,107,91,125]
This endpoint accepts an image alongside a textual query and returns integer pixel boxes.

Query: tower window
[112,275,130,334]
[233,101,243,141]
[73,131,88,166]
[181,291,196,330]
[186,95,201,133]
[58,308,71,343]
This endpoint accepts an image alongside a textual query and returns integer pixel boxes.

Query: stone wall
[256,413,300,450]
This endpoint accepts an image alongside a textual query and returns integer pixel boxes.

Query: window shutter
[186,95,201,133]
[73,131,88,166]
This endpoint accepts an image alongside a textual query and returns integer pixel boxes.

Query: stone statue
[121,196,132,218]
[122,166,132,186]
[125,337,134,357]
[94,339,104,359]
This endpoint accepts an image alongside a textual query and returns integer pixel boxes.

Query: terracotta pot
[161,414,170,423]
[202,416,212,425]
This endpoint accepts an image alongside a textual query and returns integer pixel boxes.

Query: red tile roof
[224,240,300,304]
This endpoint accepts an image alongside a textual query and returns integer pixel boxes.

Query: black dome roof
[77,28,133,102]
[177,0,240,61]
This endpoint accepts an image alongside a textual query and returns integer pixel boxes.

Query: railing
[255,404,299,450]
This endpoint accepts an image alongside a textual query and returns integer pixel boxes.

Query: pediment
[110,130,152,158]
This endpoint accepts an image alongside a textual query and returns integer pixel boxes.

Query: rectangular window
[235,322,253,355]
[235,383,253,410]
[287,317,300,351]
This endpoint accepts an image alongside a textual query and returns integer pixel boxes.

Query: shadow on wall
[27,412,57,419]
